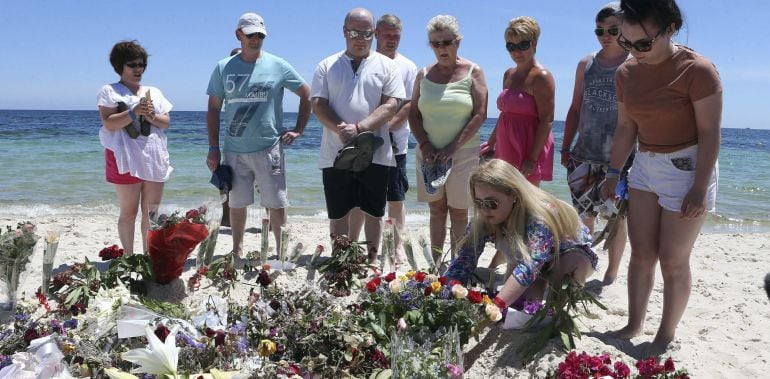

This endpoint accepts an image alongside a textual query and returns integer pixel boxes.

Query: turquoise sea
[1,110,769,233]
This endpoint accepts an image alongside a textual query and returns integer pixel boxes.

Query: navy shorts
[322,164,390,219]
[386,154,409,201]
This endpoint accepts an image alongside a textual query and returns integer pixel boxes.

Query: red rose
[154,324,170,342]
[366,277,381,292]
[664,357,676,373]
[438,276,447,285]
[258,270,273,287]
[23,328,40,345]
[467,290,482,304]
[98,244,124,261]
[414,271,426,282]
[384,272,396,282]
[185,209,200,219]
[214,330,226,346]
[449,279,462,287]
[424,286,433,296]
[614,361,631,377]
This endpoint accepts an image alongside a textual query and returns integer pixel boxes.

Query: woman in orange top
[601,0,721,356]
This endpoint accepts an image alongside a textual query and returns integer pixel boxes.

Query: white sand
[2,214,769,377]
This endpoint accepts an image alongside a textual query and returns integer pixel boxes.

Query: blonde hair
[465,159,582,264]
[427,15,463,41]
[504,16,541,43]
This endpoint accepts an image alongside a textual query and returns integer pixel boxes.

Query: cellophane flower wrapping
[148,208,209,284]
[0,222,40,309]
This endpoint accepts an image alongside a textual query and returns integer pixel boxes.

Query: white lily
[121,324,180,376]
[103,368,139,379]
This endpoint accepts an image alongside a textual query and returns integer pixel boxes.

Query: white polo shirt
[311,50,405,168]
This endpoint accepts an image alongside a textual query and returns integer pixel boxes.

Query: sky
[0,0,768,129]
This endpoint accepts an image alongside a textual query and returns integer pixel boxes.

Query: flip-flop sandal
[351,132,384,172]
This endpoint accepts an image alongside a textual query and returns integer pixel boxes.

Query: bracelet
[208,146,220,152]
[418,140,428,150]
[605,172,620,180]
[606,167,621,175]
[355,123,362,134]
[492,296,507,310]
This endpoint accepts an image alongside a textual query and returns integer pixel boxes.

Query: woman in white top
[96,40,173,255]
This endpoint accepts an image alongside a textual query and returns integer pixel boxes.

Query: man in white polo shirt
[311,7,405,262]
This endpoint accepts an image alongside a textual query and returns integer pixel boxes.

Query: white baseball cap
[237,13,267,36]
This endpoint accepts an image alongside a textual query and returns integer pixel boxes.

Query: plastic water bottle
[598,199,618,219]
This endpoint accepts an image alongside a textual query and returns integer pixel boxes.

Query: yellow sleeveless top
[418,66,480,149]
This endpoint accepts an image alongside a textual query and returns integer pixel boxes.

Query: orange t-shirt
[615,46,721,153]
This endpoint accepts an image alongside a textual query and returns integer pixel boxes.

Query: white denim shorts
[627,144,718,212]
[223,142,289,209]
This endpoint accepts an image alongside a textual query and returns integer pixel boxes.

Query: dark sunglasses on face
[473,198,499,211]
[429,39,457,48]
[616,30,662,52]
[125,62,147,69]
[505,40,531,52]
[344,28,374,40]
[594,27,619,37]
[244,32,265,40]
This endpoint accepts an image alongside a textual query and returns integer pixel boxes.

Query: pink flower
[614,361,631,377]
[397,317,407,332]
[446,363,463,379]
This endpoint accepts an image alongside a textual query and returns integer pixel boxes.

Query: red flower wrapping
[148,222,208,284]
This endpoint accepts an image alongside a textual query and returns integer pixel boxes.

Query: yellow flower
[61,341,77,354]
[482,295,493,305]
[399,275,408,282]
[258,339,277,356]
[430,281,442,294]
[405,270,416,279]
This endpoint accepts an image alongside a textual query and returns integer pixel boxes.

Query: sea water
[1,110,769,233]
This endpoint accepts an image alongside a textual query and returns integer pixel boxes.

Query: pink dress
[493,89,554,182]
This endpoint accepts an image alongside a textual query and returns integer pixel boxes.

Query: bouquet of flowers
[316,234,369,297]
[0,222,40,309]
[388,326,464,379]
[147,207,209,284]
[548,351,690,379]
[361,271,496,346]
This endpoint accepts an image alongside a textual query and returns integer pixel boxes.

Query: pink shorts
[105,149,142,184]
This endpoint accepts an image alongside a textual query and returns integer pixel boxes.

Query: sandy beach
[2,214,769,377]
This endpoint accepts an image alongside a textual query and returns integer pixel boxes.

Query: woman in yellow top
[409,15,488,265]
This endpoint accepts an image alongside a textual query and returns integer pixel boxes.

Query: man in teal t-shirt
[206,12,311,256]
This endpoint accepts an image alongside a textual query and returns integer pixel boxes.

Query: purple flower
[522,299,544,315]
[176,333,205,350]
[49,319,64,334]
[63,319,78,329]
[439,287,451,299]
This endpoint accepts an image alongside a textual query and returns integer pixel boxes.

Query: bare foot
[610,325,642,340]
[602,274,616,286]
[647,336,674,357]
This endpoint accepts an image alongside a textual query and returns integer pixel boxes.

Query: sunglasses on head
[344,28,374,40]
[616,29,663,52]
[125,62,147,69]
[473,198,499,211]
[594,27,619,37]
[505,40,531,52]
[244,32,265,40]
[429,39,457,48]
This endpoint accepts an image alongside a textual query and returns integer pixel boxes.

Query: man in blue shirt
[206,12,311,256]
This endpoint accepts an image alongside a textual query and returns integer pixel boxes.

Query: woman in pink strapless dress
[493,89,554,183]
[483,16,555,186]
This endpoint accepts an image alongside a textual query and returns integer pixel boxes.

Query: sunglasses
[429,39,457,48]
[505,40,531,52]
[594,27,619,37]
[344,28,374,40]
[616,30,662,52]
[125,62,147,69]
[473,198,499,211]
[244,32,265,40]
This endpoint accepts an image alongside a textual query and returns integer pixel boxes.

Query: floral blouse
[444,216,594,287]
